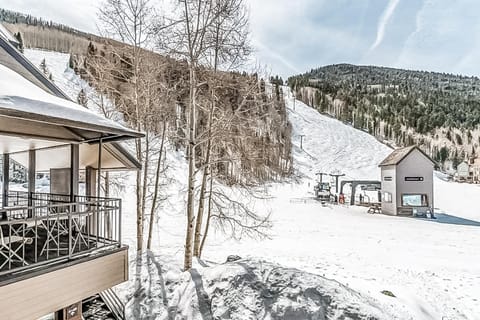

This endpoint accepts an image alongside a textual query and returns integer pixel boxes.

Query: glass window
[382,192,392,203]
[402,194,428,207]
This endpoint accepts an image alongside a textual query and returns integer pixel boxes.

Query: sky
[1,0,479,78]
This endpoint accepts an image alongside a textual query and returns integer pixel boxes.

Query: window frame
[401,193,429,207]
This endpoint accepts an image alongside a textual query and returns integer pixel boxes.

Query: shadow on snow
[419,213,480,227]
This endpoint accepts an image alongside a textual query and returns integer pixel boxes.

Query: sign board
[64,302,82,320]
[405,177,424,182]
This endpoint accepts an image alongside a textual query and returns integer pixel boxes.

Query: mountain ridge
[288,63,480,168]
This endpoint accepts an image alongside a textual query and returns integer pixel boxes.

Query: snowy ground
[24,49,480,319]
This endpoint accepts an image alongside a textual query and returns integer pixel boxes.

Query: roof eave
[379,146,436,168]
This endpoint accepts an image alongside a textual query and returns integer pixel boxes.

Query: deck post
[97,139,103,198]
[2,153,9,207]
[70,144,79,202]
[97,139,105,240]
[28,149,36,217]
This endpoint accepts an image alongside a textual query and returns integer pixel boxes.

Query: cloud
[4,0,479,77]
[369,0,400,51]
[252,38,300,74]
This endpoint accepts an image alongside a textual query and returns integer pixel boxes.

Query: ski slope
[24,49,480,319]
[285,88,391,182]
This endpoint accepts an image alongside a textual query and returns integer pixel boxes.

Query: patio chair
[0,225,32,270]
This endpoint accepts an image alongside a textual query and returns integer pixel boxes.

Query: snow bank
[122,253,393,320]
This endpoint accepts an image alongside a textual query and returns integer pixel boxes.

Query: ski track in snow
[25,49,480,320]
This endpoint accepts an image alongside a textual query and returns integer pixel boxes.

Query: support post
[28,149,36,217]
[329,173,345,194]
[97,139,103,198]
[97,139,104,240]
[351,182,356,205]
[70,144,79,202]
[316,172,328,184]
[2,153,9,207]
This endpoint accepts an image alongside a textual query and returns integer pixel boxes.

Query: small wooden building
[379,146,435,216]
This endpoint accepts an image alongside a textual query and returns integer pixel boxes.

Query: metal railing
[0,191,122,276]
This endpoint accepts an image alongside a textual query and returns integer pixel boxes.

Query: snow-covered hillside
[285,87,391,181]
[25,49,480,320]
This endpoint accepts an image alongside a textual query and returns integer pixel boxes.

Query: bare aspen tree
[147,119,168,250]
[156,0,286,268]
[98,0,156,251]
[193,0,251,257]
[157,0,224,270]
[196,71,284,258]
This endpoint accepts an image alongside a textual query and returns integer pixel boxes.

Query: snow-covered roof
[379,145,434,167]
[0,63,142,141]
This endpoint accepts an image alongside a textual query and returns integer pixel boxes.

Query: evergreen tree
[452,149,461,169]
[76,89,88,107]
[68,54,75,69]
[14,32,24,52]
[455,133,463,146]
[39,58,48,76]
[438,146,449,163]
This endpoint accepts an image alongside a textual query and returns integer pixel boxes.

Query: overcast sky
[1,0,479,78]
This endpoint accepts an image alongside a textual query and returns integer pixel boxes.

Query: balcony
[0,191,123,279]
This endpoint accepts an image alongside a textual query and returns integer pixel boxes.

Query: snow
[126,254,396,319]
[23,48,480,319]
[119,87,480,319]
[0,23,18,44]
[0,51,131,133]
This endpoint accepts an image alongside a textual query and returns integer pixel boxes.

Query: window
[382,192,392,203]
[401,194,428,207]
[383,176,392,181]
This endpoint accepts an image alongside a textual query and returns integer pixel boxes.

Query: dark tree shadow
[147,250,173,318]
[131,251,144,317]
[189,268,214,320]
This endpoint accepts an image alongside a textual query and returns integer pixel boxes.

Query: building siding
[0,248,128,320]
[380,165,397,215]
[396,149,434,214]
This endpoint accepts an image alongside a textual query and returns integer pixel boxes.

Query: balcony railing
[0,191,122,277]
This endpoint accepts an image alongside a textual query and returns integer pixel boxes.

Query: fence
[0,191,122,276]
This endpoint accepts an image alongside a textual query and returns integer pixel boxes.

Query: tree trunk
[147,122,167,250]
[193,95,214,256]
[135,138,144,251]
[184,65,197,270]
[141,131,150,230]
[198,174,213,258]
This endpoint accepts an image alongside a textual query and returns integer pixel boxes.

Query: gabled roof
[379,146,435,167]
